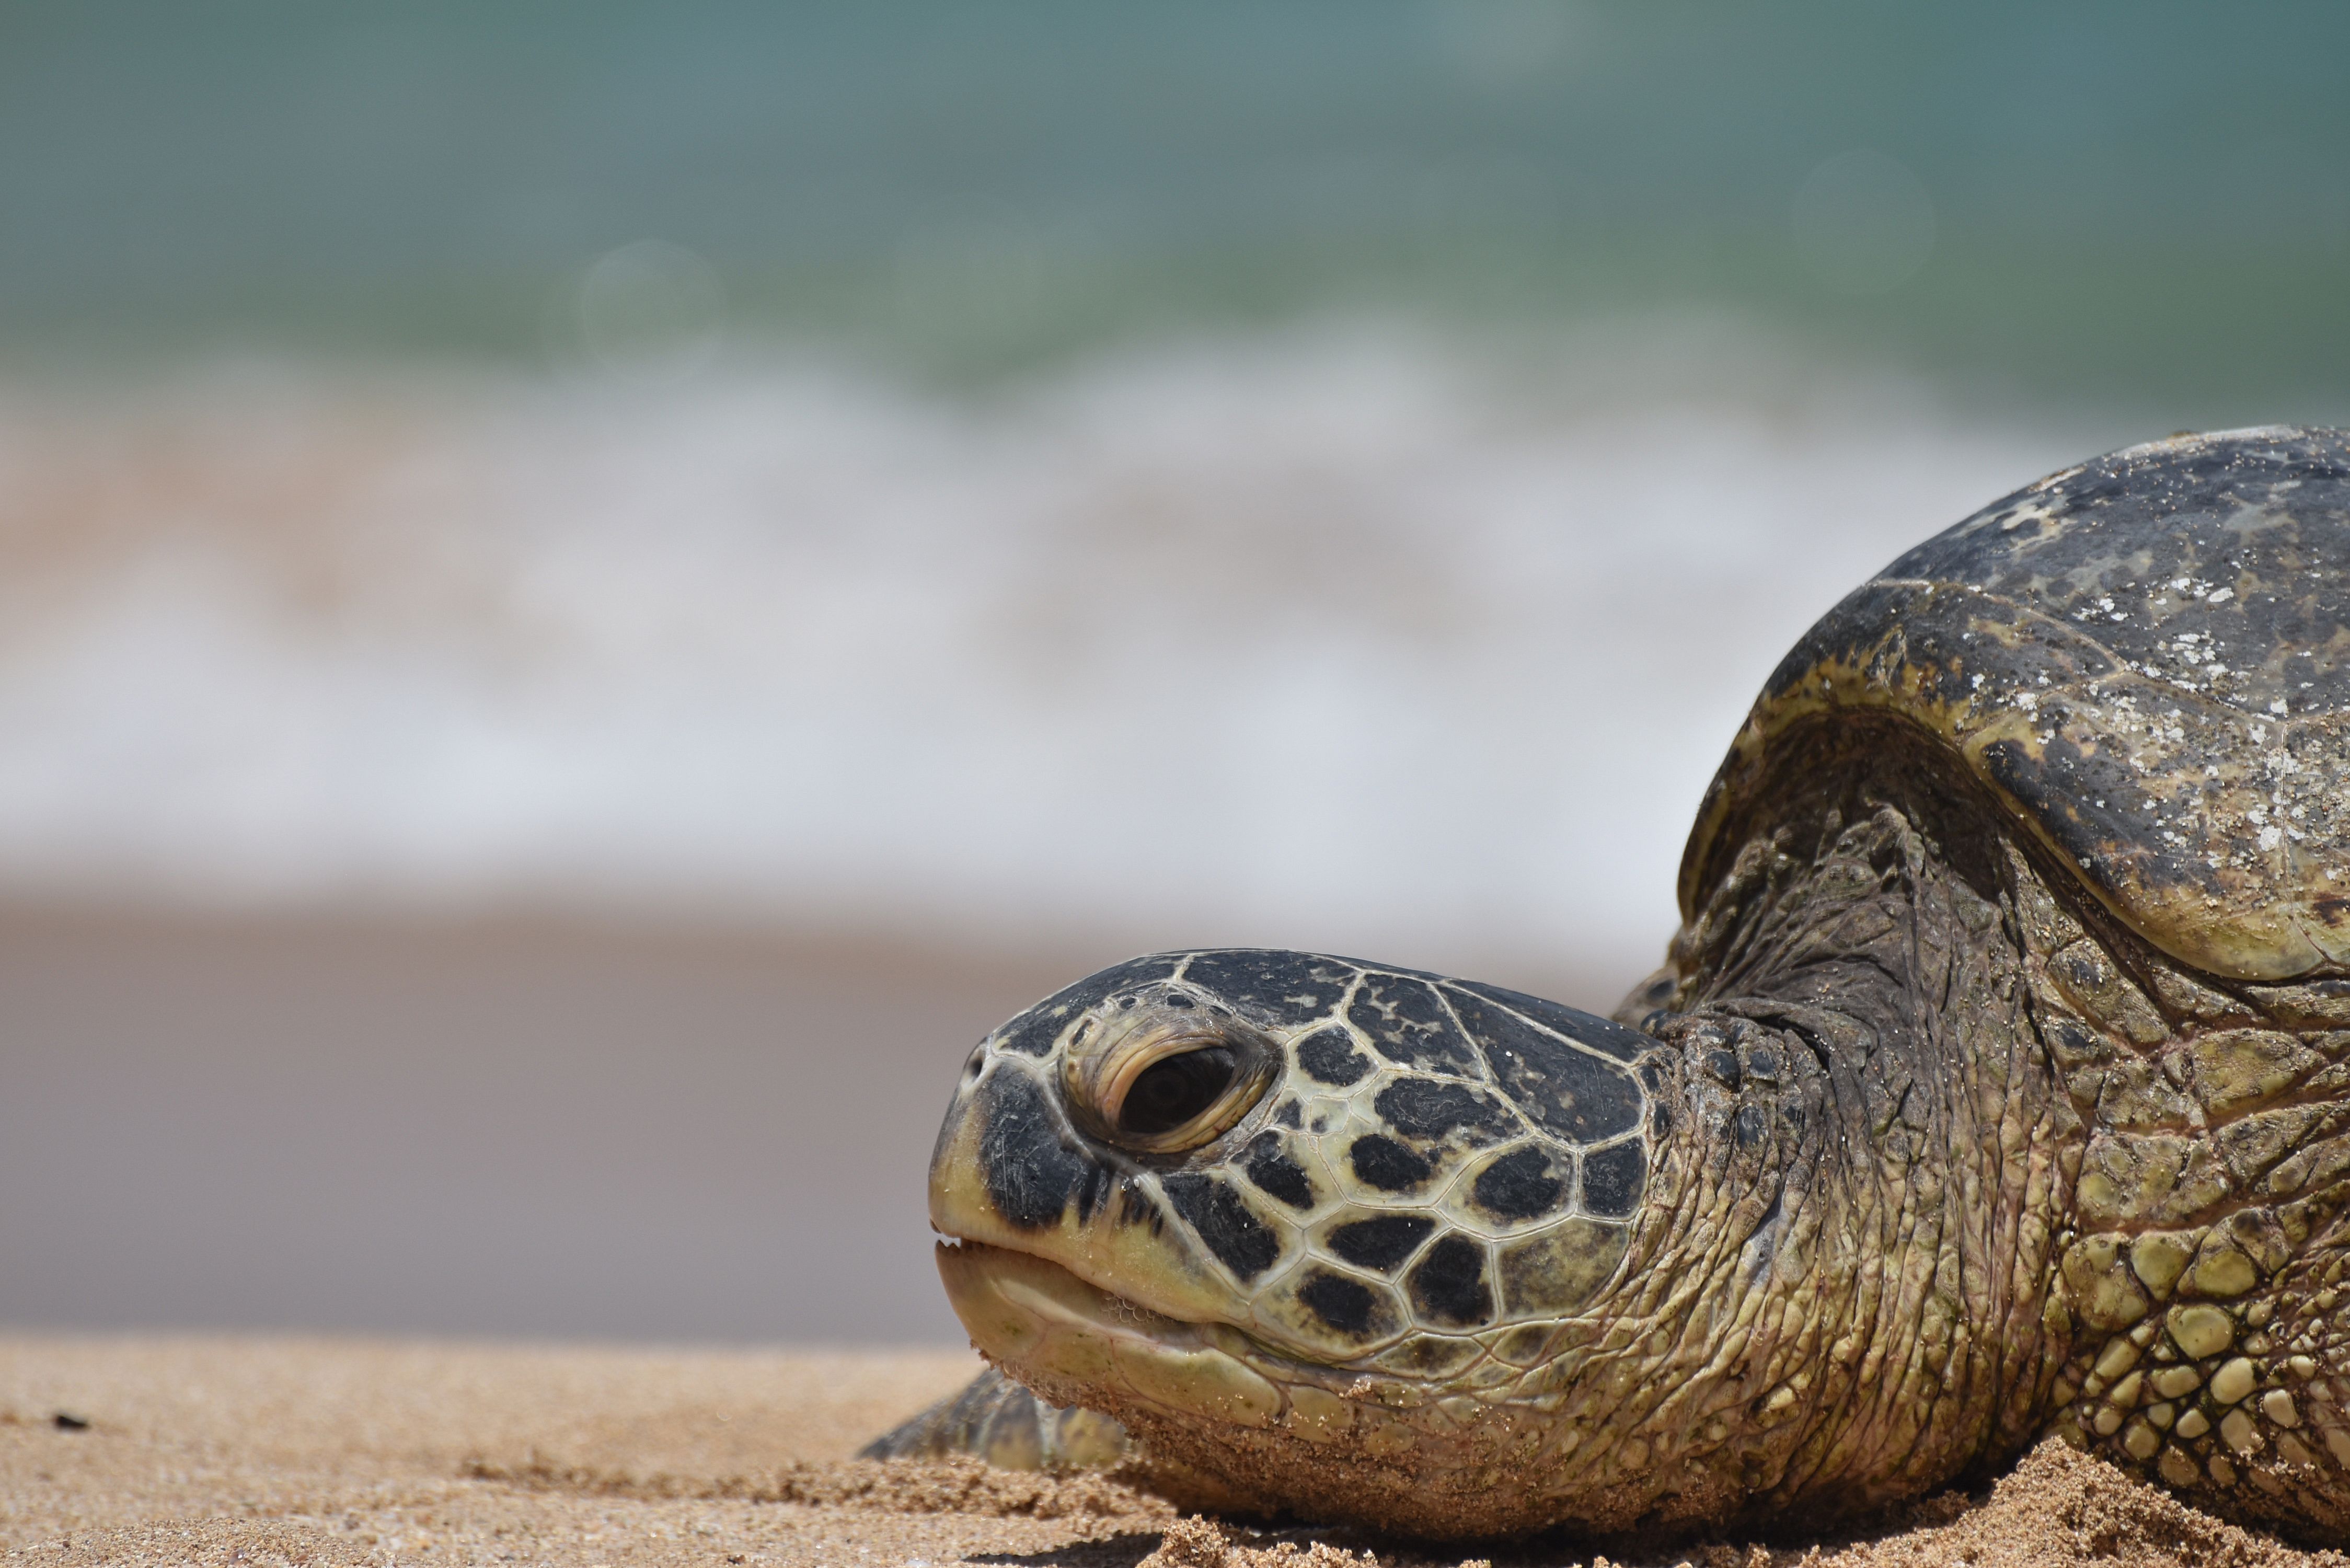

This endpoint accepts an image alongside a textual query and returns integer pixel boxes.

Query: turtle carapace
[870,427,2350,1540]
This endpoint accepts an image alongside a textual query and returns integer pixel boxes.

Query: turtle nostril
[1116,1046,1237,1137]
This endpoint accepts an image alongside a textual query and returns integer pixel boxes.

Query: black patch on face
[1073,1162,1117,1224]
[1299,1270,1376,1335]
[1181,950,1353,1028]
[1470,1146,1567,1220]
[1159,1173,1281,1280]
[1734,1105,1768,1149]
[1452,982,1653,1063]
[1406,1235,1492,1327]
[1273,1100,1304,1128]
[1581,1142,1646,1218]
[1349,1134,1434,1192]
[1295,1026,1372,1086]
[1326,1215,1435,1271]
[1242,1131,1315,1210]
[1446,988,1643,1142]
[1373,1078,1513,1143]
[997,956,1184,1056]
[980,1069,1095,1229]
[1347,975,1477,1073]
[1114,1181,1167,1233]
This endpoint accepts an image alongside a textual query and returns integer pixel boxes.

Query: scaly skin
[1625,801,2072,1527]
[2007,817,2350,1539]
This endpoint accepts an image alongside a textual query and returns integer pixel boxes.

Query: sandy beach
[4,1333,2343,1568]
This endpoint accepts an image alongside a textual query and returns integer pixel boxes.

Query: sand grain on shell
[1,1336,2342,1568]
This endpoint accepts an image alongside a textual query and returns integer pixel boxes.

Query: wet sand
[0,903,1621,1345]
[0,904,1156,1345]
[3,1334,2341,1568]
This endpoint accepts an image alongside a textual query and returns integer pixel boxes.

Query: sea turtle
[866,426,2350,1539]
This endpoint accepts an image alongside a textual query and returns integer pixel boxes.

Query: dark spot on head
[980,1069,1095,1229]
[1181,950,1354,1027]
[1326,1215,1435,1272]
[1349,1134,1434,1192]
[1074,1162,1116,1224]
[1446,989,1645,1142]
[1407,1236,1492,1327]
[1298,1270,1376,1335]
[1580,1142,1646,1218]
[1114,1181,1166,1232]
[1470,1146,1568,1221]
[1242,1132,1315,1210]
[997,956,1184,1056]
[1453,982,1653,1063]
[1159,1173,1281,1279]
[1733,1105,1768,1149]
[1373,1078,1512,1143]
[1295,1027,1372,1086]
[1347,975,1478,1072]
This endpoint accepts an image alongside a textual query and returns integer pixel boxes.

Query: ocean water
[7,4,2348,411]
[0,325,2093,985]
[3,3,2340,988]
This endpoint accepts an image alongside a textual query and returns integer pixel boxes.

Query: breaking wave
[0,321,2091,982]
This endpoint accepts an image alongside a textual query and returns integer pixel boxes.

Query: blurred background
[3,1,2347,1346]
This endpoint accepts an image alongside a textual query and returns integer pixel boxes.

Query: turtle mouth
[934,1238,1208,1357]
[933,1239,1299,1430]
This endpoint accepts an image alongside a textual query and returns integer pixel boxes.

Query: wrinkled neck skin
[1588,802,2071,1530]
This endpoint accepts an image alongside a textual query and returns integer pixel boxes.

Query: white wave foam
[0,325,2093,983]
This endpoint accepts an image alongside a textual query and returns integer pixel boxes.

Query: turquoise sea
[5,2,2347,411]
[0,3,2343,976]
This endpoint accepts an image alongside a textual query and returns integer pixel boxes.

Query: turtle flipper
[858,1366,1130,1470]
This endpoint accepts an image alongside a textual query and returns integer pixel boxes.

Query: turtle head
[925,949,1673,1532]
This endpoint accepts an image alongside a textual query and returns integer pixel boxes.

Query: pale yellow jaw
[935,1241,1355,1442]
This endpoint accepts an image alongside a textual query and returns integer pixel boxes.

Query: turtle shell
[1680,425,2350,982]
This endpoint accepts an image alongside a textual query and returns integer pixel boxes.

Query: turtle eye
[1063,995,1272,1154]
[1118,1047,1236,1136]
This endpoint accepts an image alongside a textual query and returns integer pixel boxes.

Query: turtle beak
[925,1051,1245,1332]
[926,1054,1100,1248]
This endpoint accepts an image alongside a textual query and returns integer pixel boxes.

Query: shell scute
[1685,427,2350,980]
